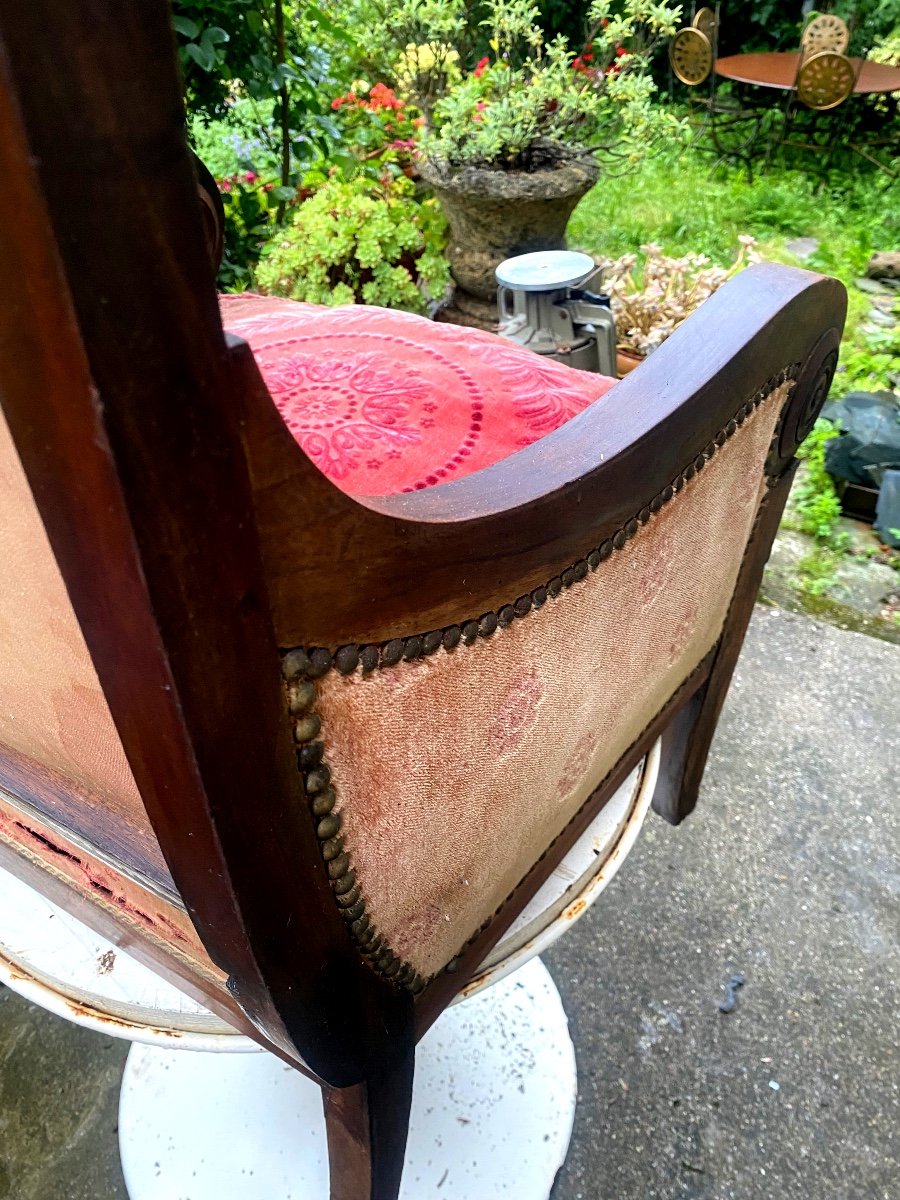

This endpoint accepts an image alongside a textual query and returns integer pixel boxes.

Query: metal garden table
[716,51,900,96]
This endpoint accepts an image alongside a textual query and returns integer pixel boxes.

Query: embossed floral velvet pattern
[314,384,789,979]
[221,294,617,496]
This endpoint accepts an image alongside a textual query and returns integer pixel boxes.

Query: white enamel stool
[0,740,659,1200]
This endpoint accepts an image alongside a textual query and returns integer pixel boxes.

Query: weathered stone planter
[420,150,600,328]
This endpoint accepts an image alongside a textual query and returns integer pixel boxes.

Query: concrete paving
[0,606,898,1200]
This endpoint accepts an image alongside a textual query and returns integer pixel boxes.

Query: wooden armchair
[0,3,846,1198]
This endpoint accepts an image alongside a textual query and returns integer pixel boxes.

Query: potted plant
[600,237,759,375]
[367,0,683,325]
[255,81,451,313]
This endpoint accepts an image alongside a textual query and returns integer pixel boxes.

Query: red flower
[368,82,404,111]
[331,94,346,110]
[473,55,490,78]
[244,171,258,184]
[616,46,628,57]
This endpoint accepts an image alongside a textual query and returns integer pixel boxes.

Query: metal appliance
[495,250,617,376]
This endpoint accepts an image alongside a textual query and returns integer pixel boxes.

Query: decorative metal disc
[801,13,850,56]
[692,6,717,42]
[670,27,713,86]
[495,250,595,292]
[797,50,855,111]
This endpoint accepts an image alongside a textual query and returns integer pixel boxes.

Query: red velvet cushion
[221,294,617,497]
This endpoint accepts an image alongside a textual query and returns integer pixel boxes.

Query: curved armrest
[238,263,846,646]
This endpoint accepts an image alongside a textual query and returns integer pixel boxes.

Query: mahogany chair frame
[0,3,846,1198]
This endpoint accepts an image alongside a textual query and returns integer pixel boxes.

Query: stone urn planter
[420,148,600,329]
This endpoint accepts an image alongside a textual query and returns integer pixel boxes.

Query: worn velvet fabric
[220,294,617,496]
[315,384,789,979]
[0,406,166,873]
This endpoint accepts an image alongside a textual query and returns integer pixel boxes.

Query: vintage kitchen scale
[495,250,618,377]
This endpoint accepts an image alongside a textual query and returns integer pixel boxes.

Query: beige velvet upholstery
[0,408,165,881]
[316,383,789,979]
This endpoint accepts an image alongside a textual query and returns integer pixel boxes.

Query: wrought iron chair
[669,3,770,179]
[772,45,862,175]
[788,24,899,180]
[0,2,847,1197]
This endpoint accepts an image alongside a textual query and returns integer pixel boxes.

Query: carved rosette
[768,327,840,475]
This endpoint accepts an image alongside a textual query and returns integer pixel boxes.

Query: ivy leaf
[201,26,230,47]
[172,16,199,38]
[305,4,353,42]
[185,41,216,71]
[269,62,299,90]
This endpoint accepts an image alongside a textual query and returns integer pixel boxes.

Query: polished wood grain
[324,999,415,1200]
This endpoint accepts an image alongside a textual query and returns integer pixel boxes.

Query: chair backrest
[693,5,718,44]
[801,12,851,57]
[0,0,847,1118]
[669,4,720,88]
[796,49,857,110]
[670,24,714,87]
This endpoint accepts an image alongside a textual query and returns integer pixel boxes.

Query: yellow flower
[396,42,459,78]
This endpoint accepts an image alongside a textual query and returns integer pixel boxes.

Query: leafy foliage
[216,172,292,289]
[255,175,450,311]
[358,0,683,170]
[329,82,424,177]
[189,96,281,177]
[835,320,900,395]
[172,0,263,118]
[174,1,342,197]
[790,420,847,549]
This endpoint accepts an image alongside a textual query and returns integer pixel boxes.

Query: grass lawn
[568,147,900,397]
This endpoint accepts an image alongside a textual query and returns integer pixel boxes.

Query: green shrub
[255,173,450,311]
[217,173,288,290]
[834,320,900,395]
[363,0,683,171]
[790,419,848,549]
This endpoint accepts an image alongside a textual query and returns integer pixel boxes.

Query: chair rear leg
[651,683,708,825]
[323,1002,415,1200]
[652,466,796,825]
